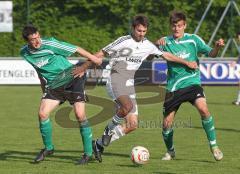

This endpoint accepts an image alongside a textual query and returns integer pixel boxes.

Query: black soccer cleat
[76,154,91,165]
[102,126,114,146]
[34,148,54,163]
[92,140,104,163]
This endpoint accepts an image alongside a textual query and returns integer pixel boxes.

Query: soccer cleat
[76,154,91,165]
[102,126,114,146]
[232,101,240,106]
[161,150,175,160]
[34,148,54,163]
[92,140,104,163]
[211,146,223,161]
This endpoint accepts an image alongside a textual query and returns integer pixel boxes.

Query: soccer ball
[131,146,150,165]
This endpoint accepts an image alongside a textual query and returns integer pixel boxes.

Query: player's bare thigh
[194,97,210,117]
[38,99,60,120]
[73,101,86,122]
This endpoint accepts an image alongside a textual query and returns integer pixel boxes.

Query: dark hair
[22,25,38,41]
[237,31,240,36]
[132,15,149,28]
[170,11,186,24]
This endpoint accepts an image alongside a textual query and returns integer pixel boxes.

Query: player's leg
[102,95,133,146]
[161,111,176,160]
[34,98,60,163]
[161,89,183,160]
[66,76,93,165]
[93,102,138,162]
[194,97,223,161]
[73,102,93,165]
[233,81,240,105]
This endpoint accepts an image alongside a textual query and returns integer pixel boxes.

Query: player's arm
[76,47,102,65]
[155,37,166,46]
[161,52,198,69]
[73,50,105,78]
[208,38,225,57]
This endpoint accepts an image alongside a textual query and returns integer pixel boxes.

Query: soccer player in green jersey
[156,12,224,161]
[20,25,102,164]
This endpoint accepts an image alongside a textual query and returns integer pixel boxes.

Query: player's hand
[186,61,198,69]
[155,37,166,46]
[215,38,225,48]
[72,66,85,78]
[91,57,102,66]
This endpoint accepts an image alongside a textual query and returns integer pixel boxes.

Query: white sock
[237,90,240,102]
[108,114,124,130]
[110,125,125,143]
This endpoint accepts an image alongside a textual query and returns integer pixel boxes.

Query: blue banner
[152,60,240,85]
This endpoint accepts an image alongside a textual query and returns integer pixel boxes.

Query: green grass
[0,86,240,174]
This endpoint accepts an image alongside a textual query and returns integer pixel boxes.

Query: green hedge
[0,0,239,56]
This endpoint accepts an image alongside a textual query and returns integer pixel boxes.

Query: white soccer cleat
[211,146,223,161]
[161,150,175,160]
[232,101,240,106]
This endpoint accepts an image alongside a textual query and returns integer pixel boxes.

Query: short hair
[237,31,240,36]
[132,15,149,28]
[22,25,38,41]
[170,11,186,24]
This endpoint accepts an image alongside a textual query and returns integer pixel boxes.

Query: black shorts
[42,75,88,105]
[163,85,205,116]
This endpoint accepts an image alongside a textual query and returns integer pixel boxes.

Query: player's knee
[163,117,173,129]
[38,111,48,120]
[128,120,138,131]
[122,103,133,115]
[198,108,210,117]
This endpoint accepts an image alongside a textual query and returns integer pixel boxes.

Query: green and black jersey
[161,33,212,92]
[20,37,77,88]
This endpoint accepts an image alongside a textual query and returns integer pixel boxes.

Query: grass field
[0,86,240,174]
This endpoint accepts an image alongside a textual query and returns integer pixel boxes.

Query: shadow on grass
[175,158,215,163]
[0,149,83,164]
[191,126,240,133]
[0,149,130,164]
[116,164,142,168]
[152,172,176,174]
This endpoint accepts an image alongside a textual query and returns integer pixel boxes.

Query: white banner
[0,1,13,32]
[0,59,79,84]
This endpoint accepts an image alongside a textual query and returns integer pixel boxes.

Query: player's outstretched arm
[208,38,224,57]
[73,50,105,78]
[76,47,102,65]
[162,52,198,69]
[155,37,166,46]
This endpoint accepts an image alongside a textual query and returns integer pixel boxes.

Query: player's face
[171,20,186,39]
[27,32,41,49]
[132,24,148,42]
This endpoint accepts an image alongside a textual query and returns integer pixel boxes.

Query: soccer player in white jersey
[73,15,198,162]
[155,11,224,161]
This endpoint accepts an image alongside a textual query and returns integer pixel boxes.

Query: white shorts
[106,73,138,115]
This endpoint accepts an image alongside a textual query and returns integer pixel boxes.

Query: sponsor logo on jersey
[126,56,142,63]
[176,50,190,59]
[35,59,49,68]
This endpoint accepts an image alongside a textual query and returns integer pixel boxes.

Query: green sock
[40,118,54,150]
[79,120,92,156]
[201,116,217,148]
[162,128,174,151]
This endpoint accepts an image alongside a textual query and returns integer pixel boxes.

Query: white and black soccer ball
[131,146,150,165]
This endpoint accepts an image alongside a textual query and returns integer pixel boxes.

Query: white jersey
[103,35,163,78]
